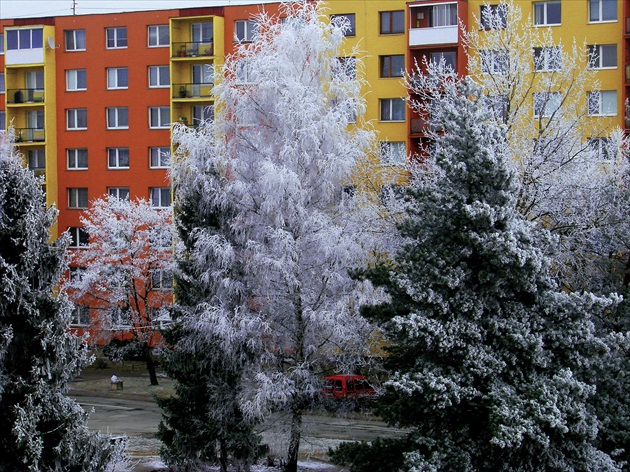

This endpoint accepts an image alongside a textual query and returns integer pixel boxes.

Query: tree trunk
[145,351,159,386]
[219,438,229,472]
[284,406,301,472]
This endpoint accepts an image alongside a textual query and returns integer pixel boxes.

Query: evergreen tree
[157,124,265,472]
[0,133,123,470]
[331,74,620,471]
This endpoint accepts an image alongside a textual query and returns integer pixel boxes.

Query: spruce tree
[0,134,122,470]
[331,76,620,471]
[157,125,265,472]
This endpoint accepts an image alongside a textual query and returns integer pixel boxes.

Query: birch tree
[66,195,173,386]
[0,131,123,470]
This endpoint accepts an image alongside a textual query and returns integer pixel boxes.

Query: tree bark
[220,438,228,472]
[284,405,301,472]
[145,351,159,386]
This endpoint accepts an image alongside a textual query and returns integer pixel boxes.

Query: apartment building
[0,0,626,255]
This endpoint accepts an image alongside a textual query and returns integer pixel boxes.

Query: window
[151,269,173,290]
[192,22,213,43]
[588,44,617,69]
[66,69,86,91]
[7,28,43,50]
[107,67,128,89]
[333,57,357,80]
[68,188,88,209]
[0,34,4,54]
[150,147,170,168]
[236,61,256,84]
[192,64,214,84]
[481,49,508,74]
[0,112,4,131]
[67,109,87,130]
[65,29,86,51]
[106,27,127,49]
[68,227,89,248]
[380,98,406,121]
[0,73,4,94]
[149,65,169,88]
[589,0,616,22]
[192,105,214,127]
[380,55,405,78]
[533,47,562,71]
[331,14,356,36]
[430,51,457,71]
[148,25,169,47]
[108,148,130,168]
[111,307,132,329]
[28,149,45,170]
[485,94,509,122]
[588,137,613,159]
[379,142,407,166]
[106,107,129,129]
[108,187,130,200]
[150,187,171,208]
[533,1,561,26]
[149,107,170,129]
[70,305,90,326]
[69,266,86,283]
[380,11,404,34]
[533,91,561,117]
[67,149,88,169]
[235,20,257,42]
[588,91,617,116]
[429,4,457,27]
[480,4,508,29]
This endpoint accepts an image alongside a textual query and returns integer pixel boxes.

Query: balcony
[15,128,45,143]
[172,41,213,58]
[7,88,44,104]
[173,83,214,99]
[409,3,459,47]
[410,116,440,135]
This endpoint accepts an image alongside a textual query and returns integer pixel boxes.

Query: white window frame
[587,91,617,116]
[108,187,130,200]
[331,14,356,36]
[106,27,127,49]
[588,44,617,69]
[149,65,169,88]
[150,147,170,168]
[192,22,213,43]
[380,98,406,122]
[533,46,563,72]
[148,25,169,47]
[192,105,214,128]
[107,67,128,90]
[107,148,130,169]
[67,108,87,130]
[429,51,457,71]
[149,107,170,129]
[235,20,257,42]
[7,28,43,50]
[480,4,508,29]
[70,305,90,326]
[67,148,88,170]
[379,141,407,166]
[106,107,129,130]
[533,91,561,118]
[0,73,4,94]
[65,29,86,51]
[481,49,508,74]
[429,3,458,27]
[588,137,613,160]
[151,269,173,290]
[28,149,45,170]
[589,0,617,22]
[533,1,561,26]
[68,227,89,248]
[150,187,171,208]
[66,69,87,91]
[68,188,88,209]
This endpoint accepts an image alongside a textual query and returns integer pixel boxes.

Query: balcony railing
[409,25,458,47]
[172,41,214,58]
[173,83,214,99]
[15,128,45,143]
[7,88,44,104]
[411,117,441,135]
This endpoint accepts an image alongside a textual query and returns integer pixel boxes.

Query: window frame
[7,28,43,50]
[106,67,128,90]
[588,0,617,22]
[106,107,129,130]
[68,188,88,209]
[148,65,170,88]
[192,22,213,43]
[65,29,86,51]
[380,55,405,78]
[588,44,617,69]
[149,107,170,129]
[28,149,45,170]
[429,51,457,71]
[67,148,88,170]
[330,14,356,37]
[235,19,257,42]
[66,69,87,91]
[533,91,561,118]
[587,137,613,160]
[380,10,405,35]
[66,108,87,130]
[533,46,563,72]
[380,98,406,122]
[480,4,508,29]
[68,227,89,248]
[150,187,172,208]
[481,49,509,74]
[587,90,617,116]
[148,24,169,47]
[108,187,130,200]
[107,147,130,169]
[149,147,170,168]
[151,269,173,290]
[379,141,407,166]
[70,305,90,326]
[533,1,561,26]
[106,27,127,49]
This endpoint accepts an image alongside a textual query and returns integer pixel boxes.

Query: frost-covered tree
[331,75,621,471]
[459,0,630,294]
[160,3,380,472]
[0,131,123,470]
[158,123,266,472]
[66,196,173,386]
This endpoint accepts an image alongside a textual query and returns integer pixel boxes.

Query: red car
[322,374,377,400]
